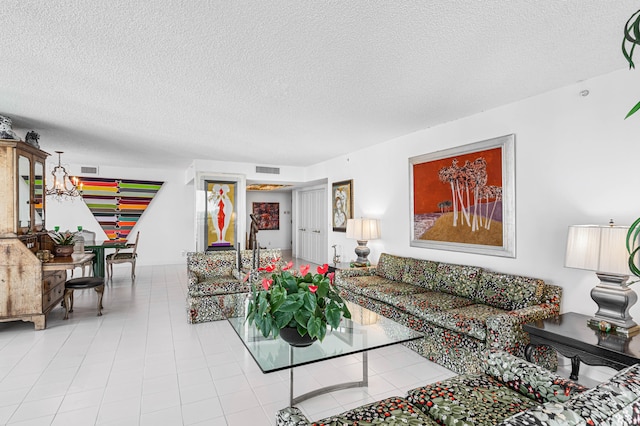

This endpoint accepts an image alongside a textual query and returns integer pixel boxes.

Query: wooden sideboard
[0,234,67,330]
[0,139,66,330]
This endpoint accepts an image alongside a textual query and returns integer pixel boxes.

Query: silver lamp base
[589,272,640,337]
[353,240,370,267]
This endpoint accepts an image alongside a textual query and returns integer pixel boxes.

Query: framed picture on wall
[409,134,515,257]
[205,180,237,250]
[252,202,280,230]
[332,179,353,232]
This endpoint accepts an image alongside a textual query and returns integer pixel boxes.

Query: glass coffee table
[228,302,423,406]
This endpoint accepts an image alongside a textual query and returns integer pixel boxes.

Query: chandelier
[46,151,82,200]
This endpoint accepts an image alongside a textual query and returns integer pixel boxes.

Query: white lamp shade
[565,224,631,275]
[346,218,381,241]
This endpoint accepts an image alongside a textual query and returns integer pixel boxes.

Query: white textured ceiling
[1,1,637,168]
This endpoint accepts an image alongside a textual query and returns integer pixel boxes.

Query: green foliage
[627,217,640,278]
[623,9,640,118]
[246,264,351,342]
[49,230,76,245]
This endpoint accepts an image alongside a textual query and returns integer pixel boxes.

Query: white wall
[309,67,640,324]
[306,67,638,380]
[45,160,306,266]
[46,165,194,266]
[43,67,639,381]
[46,67,640,327]
[246,191,292,250]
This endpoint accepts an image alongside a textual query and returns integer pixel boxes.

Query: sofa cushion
[475,272,544,311]
[407,374,538,425]
[377,253,408,281]
[423,304,507,341]
[560,363,640,425]
[402,258,439,289]
[336,271,377,294]
[239,248,283,271]
[358,277,429,305]
[395,292,475,316]
[187,292,247,324]
[188,279,250,297]
[187,251,237,279]
[433,262,482,298]
[337,275,394,295]
[498,402,588,426]
[276,396,439,426]
[484,351,588,404]
[498,363,640,425]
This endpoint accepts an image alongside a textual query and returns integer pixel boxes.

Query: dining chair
[106,232,140,280]
[71,229,97,277]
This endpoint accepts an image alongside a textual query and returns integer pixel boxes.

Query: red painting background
[413,147,502,214]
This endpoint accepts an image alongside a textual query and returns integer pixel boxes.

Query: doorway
[294,185,327,265]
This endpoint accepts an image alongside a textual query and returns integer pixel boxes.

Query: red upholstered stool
[64,277,105,320]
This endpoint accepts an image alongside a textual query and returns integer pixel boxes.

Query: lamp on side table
[565,221,640,336]
[346,218,380,267]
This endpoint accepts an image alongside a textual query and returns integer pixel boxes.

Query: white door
[296,187,326,264]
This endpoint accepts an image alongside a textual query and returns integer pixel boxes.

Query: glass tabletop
[227,302,423,373]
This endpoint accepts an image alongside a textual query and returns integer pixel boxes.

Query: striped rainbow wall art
[21,175,44,221]
[78,177,164,241]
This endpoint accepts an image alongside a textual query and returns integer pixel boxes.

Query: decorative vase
[279,326,317,347]
[53,245,74,257]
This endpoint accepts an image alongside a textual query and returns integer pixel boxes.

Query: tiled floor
[0,261,456,425]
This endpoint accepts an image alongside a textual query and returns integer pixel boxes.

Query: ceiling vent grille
[80,166,99,174]
[256,166,280,174]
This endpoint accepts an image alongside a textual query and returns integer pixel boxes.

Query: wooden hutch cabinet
[0,139,66,330]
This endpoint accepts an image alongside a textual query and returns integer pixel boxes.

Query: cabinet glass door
[34,161,44,231]
[17,155,31,231]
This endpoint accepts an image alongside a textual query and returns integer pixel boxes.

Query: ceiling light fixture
[246,184,292,191]
[46,151,82,200]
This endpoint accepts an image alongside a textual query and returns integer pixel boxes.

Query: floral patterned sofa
[335,253,562,374]
[186,248,282,323]
[277,350,640,426]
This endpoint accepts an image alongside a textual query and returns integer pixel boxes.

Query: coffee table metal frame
[285,331,369,406]
[228,302,423,407]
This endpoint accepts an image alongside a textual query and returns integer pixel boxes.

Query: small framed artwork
[332,179,353,232]
[409,134,515,257]
[252,202,280,230]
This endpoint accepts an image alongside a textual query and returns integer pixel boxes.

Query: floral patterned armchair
[186,248,282,323]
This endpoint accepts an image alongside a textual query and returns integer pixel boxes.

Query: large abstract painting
[409,134,515,257]
[79,177,164,241]
[205,181,236,250]
[252,202,279,230]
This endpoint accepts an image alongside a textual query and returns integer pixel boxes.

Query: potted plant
[623,9,640,118]
[627,219,640,278]
[49,230,76,257]
[246,260,351,346]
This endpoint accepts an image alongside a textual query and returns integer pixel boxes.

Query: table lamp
[346,218,380,266]
[565,222,640,336]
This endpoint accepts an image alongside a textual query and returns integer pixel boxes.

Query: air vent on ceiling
[256,166,280,174]
[80,166,99,174]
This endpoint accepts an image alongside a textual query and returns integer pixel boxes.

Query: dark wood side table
[524,312,640,380]
[327,262,375,274]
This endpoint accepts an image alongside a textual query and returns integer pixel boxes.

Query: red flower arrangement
[246,259,351,341]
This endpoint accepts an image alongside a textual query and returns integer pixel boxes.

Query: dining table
[84,240,128,278]
[41,253,95,274]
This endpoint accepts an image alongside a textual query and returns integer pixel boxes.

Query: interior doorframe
[292,183,328,264]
